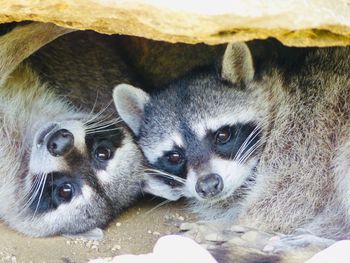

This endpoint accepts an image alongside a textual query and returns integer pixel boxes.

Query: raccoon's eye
[166,151,184,165]
[95,146,112,161]
[215,126,231,144]
[57,183,74,202]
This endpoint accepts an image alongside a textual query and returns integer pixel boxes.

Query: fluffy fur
[114,39,350,261]
[0,22,143,237]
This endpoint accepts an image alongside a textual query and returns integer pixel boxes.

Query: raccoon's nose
[195,173,223,199]
[47,129,74,157]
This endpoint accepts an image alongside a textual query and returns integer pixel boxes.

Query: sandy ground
[0,198,194,263]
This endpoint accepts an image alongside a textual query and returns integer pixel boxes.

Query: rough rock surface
[0,0,350,46]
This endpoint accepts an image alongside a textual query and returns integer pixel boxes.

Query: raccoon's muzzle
[47,129,74,157]
[195,173,224,198]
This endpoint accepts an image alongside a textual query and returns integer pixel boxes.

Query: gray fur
[0,22,143,237]
[221,42,254,84]
[115,39,350,259]
[113,84,150,135]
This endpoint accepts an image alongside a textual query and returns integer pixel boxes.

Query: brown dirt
[0,198,193,263]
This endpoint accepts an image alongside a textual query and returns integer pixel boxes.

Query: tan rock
[0,0,350,46]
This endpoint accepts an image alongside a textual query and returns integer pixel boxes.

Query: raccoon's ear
[113,84,150,136]
[221,42,254,85]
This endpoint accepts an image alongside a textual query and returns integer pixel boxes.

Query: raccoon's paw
[263,233,335,254]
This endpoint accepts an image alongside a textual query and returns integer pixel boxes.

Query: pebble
[228,237,245,245]
[241,231,259,242]
[147,230,152,234]
[111,245,121,251]
[178,216,185,221]
[86,241,92,248]
[205,233,226,242]
[269,236,281,242]
[91,245,98,251]
[263,245,275,252]
[116,222,121,227]
[179,222,196,231]
[230,225,247,233]
[152,231,160,236]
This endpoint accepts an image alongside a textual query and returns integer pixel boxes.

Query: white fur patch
[143,175,183,201]
[143,132,184,163]
[210,157,254,197]
[183,157,256,201]
[185,169,200,198]
[29,150,68,174]
[61,120,86,154]
[97,137,137,184]
[81,184,93,200]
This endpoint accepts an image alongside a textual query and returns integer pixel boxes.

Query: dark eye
[95,146,112,161]
[166,151,184,164]
[215,126,231,144]
[57,183,74,202]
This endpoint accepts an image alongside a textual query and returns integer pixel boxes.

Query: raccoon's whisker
[84,99,114,125]
[138,180,146,197]
[19,173,45,216]
[234,128,262,165]
[84,118,121,132]
[86,90,100,121]
[21,175,41,202]
[85,103,108,125]
[85,120,121,132]
[144,168,172,176]
[145,172,186,184]
[85,127,122,135]
[84,114,117,128]
[143,199,172,217]
[145,168,186,184]
[32,173,48,219]
[20,175,42,212]
[238,140,262,164]
[238,140,263,165]
[87,112,117,124]
[234,125,262,162]
[85,124,120,133]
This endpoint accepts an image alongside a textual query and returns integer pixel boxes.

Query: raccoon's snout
[47,129,74,157]
[195,173,223,199]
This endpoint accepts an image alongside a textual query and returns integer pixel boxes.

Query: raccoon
[113,42,268,217]
[114,39,350,257]
[0,22,143,237]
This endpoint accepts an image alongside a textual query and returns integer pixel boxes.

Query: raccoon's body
[28,30,140,114]
[114,40,350,259]
[0,22,143,237]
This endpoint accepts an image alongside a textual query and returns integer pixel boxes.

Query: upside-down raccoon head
[0,22,143,237]
[9,105,142,237]
[113,43,273,217]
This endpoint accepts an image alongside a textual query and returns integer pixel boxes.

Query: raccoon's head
[10,110,142,237]
[114,43,272,213]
